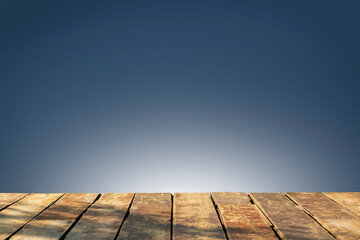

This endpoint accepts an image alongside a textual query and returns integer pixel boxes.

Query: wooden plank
[219,205,278,240]
[323,192,360,218]
[173,192,226,240]
[286,192,360,240]
[0,193,28,211]
[65,193,133,239]
[0,193,64,239]
[118,193,171,240]
[211,192,277,240]
[11,193,99,240]
[211,192,251,205]
[250,193,333,240]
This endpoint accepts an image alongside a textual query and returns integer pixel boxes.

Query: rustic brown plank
[173,192,226,240]
[250,193,333,240]
[211,192,251,205]
[220,205,278,240]
[65,193,133,240]
[211,192,277,240]
[0,193,29,211]
[118,193,171,240]
[11,193,99,240]
[286,192,360,240]
[0,193,64,239]
[211,192,272,227]
[323,192,360,218]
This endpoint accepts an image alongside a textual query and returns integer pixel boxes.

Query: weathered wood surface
[65,193,133,240]
[323,192,360,218]
[250,193,334,240]
[11,193,99,240]
[221,205,278,240]
[0,193,64,239]
[212,192,277,240]
[286,192,360,240]
[173,192,226,240]
[0,192,359,239]
[0,193,28,211]
[211,192,250,205]
[118,193,171,240]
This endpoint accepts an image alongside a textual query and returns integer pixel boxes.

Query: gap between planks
[212,192,280,240]
[283,193,337,239]
[286,192,360,240]
[249,193,335,240]
[321,192,360,219]
[113,194,136,240]
[0,193,30,212]
[59,193,102,240]
[210,193,229,240]
[6,193,65,239]
[3,193,359,240]
[246,194,282,240]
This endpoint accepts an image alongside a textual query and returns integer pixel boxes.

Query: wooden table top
[0,192,359,239]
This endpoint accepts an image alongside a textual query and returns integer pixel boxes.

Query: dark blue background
[1,0,359,192]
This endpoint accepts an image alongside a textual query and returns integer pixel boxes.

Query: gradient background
[1,0,359,193]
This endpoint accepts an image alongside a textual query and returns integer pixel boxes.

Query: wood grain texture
[211,192,251,205]
[65,193,134,240]
[323,192,360,218]
[218,204,278,240]
[250,193,334,240]
[286,192,360,240]
[0,193,64,239]
[0,193,28,211]
[11,193,99,240]
[118,193,171,240]
[173,192,226,240]
[211,192,276,240]
[0,192,357,239]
